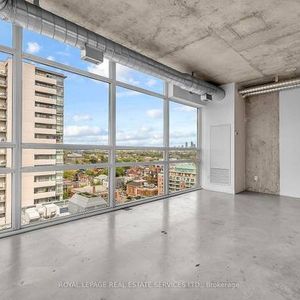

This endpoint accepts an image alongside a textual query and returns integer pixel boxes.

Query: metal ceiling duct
[239,78,300,97]
[0,0,225,101]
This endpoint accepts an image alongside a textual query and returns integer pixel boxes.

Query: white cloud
[116,128,163,146]
[175,105,196,112]
[26,42,41,54]
[146,78,157,87]
[116,90,140,98]
[47,56,55,61]
[56,51,70,57]
[87,59,109,77]
[64,135,108,144]
[116,64,140,85]
[87,60,143,86]
[124,77,140,85]
[64,125,107,137]
[63,122,158,145]
[146,109,162,119]
[72,114,93,122]
[169,130,197,141]
[64,124,163,146]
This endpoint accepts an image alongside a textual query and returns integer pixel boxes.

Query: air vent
[80,44,104,65]
[210,168,230,185]
[168,84,207,106]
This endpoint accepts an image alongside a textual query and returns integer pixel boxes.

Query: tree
[63,170,77,180]
[63,188,72,200]
[116,167,126,177]
[101,169,108,176]
[89,156,98,164]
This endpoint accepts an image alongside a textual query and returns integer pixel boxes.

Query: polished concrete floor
[0,190,300,300]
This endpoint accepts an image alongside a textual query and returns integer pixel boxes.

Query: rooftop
[69,192,107,208]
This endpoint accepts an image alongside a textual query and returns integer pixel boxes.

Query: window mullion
[163,81,169,195]
[196,108,202,188]
[109,61,116,208]
[11,25,23,230]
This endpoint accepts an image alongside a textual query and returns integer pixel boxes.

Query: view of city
[0,19,199,230]
[19,159,197,226]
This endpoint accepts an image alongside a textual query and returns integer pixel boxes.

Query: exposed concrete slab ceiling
[33,0,300,85]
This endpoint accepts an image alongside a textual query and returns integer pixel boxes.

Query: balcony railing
[35,81,56,89]
[35,92,56,100]
[56,79,64,86]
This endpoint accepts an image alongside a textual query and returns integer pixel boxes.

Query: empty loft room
[0,0,300,299]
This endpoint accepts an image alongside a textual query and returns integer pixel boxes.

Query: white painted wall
[203,84,299,198]
[279,88,300,198]
[201,83,236,194]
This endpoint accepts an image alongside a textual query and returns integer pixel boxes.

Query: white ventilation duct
[0,0,225,101]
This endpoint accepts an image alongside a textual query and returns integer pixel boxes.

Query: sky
[0,19,197,147]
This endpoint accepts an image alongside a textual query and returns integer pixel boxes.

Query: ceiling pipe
[0,0,225,101]
[239,78,300,97]
[240,78,300,95]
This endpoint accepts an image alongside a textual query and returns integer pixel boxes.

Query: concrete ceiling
[36,0,300,86]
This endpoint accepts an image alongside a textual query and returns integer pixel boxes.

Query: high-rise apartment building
[0,60,12,229]
[157,163,196,193]
[0,60,65,228]
[168,163,196,192]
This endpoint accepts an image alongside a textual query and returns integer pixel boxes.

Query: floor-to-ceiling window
[0,20,201,234]
[169,101,200,193]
